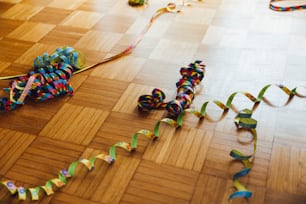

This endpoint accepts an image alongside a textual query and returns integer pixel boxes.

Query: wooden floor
[1,0,306,203]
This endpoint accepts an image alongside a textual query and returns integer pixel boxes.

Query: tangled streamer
[270,0,306,11]
[137,60,205,117]
[0,47,84,111]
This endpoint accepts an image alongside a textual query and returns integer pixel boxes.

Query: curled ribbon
[228,109,257,202]
[0,47,82,111]
[137,88,167,111]
[137,60,205,117]
[128,0,147,6]
[270,0,306,11]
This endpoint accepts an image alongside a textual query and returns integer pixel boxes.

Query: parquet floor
[0,0,306,203]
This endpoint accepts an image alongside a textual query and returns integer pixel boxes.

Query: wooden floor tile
[268,143,306,195]
[7,22,55,42]
[40,103,109,145]
[265,190,306,204]
[47,0,86,10]
[61,10,103,29]
[40,25,87,46]
[63,148,140,203]
[15,43,58,66]
[3,137,84,186]
[0,3,43,20]
[90,57,146,81]
[0,128,35,175]
[69,77,129,110]
[30,7,72,24]
[121,160,199,203]
[75,30,123,52]
[0,18,22,38]
[0,38,34,62]
[90,111,158,157]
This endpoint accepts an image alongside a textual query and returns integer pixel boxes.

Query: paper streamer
[128,0,147,6]
[270,0,306,11]
[0,47,84,111]
[137,60,205,117]
[228,109,257,202]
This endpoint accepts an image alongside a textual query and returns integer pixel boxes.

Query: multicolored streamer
[228,109,257,202]
[137,60,205,117]
[128,0,147,6]
[270,0,306,11]
[0,105,179,201]
[0,47,83,111]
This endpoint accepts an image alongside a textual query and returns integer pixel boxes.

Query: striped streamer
[0,47,82,111]
[228,109,257,202]
[137,60,205,117]
[270,0,306,11]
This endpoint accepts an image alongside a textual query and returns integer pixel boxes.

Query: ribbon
[181,84,306,122]
[72,2,182,75]
[0,47,80,111]
[137,60,206,117]
[128,0,147,6]
[228,109,257,202]
[270,0,306,11]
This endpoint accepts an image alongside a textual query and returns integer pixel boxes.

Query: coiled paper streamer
[128,0,147,6]
[0,47,83,111]
[228,109,257,202]
[270,0,306,11]
[137,60,205,117]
